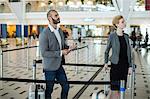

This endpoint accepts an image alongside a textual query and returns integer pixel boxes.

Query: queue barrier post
[131,64,136,99]
[36,40,41,60]
[0,48,3,77]
[33,60,36,80]
[27,42,30,70]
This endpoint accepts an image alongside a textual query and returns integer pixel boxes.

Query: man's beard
[51,17,60,24]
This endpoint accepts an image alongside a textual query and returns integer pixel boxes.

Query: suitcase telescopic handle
[33,60,36,80]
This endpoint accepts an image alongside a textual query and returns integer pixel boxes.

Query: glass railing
[133,5,146,11]
[0,0,148,13]
[25,5,116,12]
[24,0,149,12]
[25,3,149,12]
[25,1,116,12]
[56,4,116,12]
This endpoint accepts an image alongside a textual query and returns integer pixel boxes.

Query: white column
[21,0,25,46]
[7,0,26,45]
[120,0,136,34]
[112,0,121,13]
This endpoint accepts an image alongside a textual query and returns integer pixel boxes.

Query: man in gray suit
[39,10,75,99]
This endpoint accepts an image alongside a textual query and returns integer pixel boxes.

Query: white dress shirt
[48,24,62,50]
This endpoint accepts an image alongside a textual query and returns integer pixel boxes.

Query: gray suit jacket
[104,32,132,67]
[39,27,69,71]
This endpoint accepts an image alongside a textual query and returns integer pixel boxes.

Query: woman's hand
[128,67,132,75]
[104,64,109,71]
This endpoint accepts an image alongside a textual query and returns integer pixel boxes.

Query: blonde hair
[112,15,124,29]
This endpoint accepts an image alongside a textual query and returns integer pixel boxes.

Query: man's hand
[62,43,77,55]
[62,49,70,55]
[69,43,77,51]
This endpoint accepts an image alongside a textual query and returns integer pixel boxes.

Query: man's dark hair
[47,9,57,19]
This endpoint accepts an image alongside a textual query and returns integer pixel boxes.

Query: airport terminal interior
[0,0,150,99]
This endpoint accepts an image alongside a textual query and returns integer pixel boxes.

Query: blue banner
[16,25,21,37]
[1,24,7,38]
[24,25,28,37]
[0,24,1,38]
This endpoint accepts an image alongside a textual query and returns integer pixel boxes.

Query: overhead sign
[83,18,95,22]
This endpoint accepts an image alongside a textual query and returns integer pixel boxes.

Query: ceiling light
[67,1,74,6]
[58,2,63,6]
[40,2,46,7]
[50,3,54,6]
[87,1,93,5]
[77,1,82,6]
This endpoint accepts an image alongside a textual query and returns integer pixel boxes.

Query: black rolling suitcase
[28,60,45,99]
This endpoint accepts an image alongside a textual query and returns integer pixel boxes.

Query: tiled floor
[0,38,150,99]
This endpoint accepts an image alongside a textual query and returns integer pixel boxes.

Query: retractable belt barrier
[0,77,111,85]
[67,36,108,40]
[2,45,37,52]
[0,44,88,77]
[35,59,110,67]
